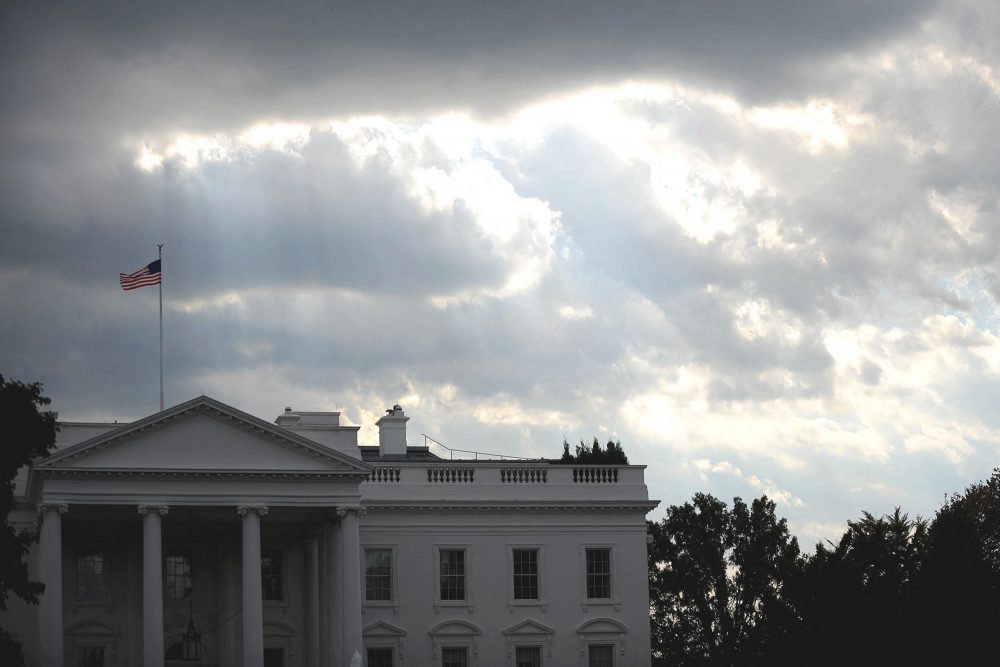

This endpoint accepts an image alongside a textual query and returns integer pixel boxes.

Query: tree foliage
[778,509,927,665]
[649,470,1000,665]
[647,493,799,666]
[0,375,57,665]
[559,437,629,464]
[907,470,1000,663]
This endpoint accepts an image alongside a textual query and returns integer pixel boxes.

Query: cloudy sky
[3,0,999,545]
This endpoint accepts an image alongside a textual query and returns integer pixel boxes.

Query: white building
[4,395,658,667]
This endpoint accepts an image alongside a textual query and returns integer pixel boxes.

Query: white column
[238,505,268,667]
[305,533,320,667]
[338,507,364,667]
[217,537,239,667]
[38,503,68,667]
[138,505,169,667]
[327,517,342,665]
[318,526,329,666]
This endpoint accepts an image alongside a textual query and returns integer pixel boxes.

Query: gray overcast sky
[3,0,999,544]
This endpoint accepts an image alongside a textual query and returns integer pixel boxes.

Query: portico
[27,396,372,667]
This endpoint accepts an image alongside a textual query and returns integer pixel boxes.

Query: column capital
[37,502,69,515]
[137,504,169,516]
[236,504,269,517]
[336,505,366,518]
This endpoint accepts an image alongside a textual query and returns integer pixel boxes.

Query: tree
[909,469,1000,663]
[0,376,57,665]
[557,437,629,464]
[779,509,927,665]
[647,494,800,666]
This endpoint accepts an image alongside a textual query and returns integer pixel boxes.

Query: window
[76,647,105,667]
[439,549,467,601]
[512,549,539,600]
[441,646,469,667]
[366,646,394,667]
[431,620,479,667]
[585,548,611,599]
[365,621,406,666]
[515,646,542,667]
[165,555,192,600]
[588,644,614,667]
[75,553,106,602]
[263,647,284,667]
[365,549,392,601]
[262,550,283,601]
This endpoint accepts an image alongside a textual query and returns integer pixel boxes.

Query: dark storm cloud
[2,0,934,137]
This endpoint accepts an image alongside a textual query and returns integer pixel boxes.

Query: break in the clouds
[3,0,1000,545]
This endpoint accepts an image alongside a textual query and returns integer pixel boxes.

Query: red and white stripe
[120,263,161,291]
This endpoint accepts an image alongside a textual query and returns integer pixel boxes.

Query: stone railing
[500,467,548,484]
[427,466,476,483]
[361,462,649,504]
[571,466,619,483]
[363,463,643,486]
[368,466,401,483]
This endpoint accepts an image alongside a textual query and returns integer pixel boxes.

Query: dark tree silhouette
[558,437,629,464]
[778,475,1000,665]
[778,509,927,665]
[647,494,799,666]
[0,376,57,665]
[650,471,1000,665]
[909,469,1000,664]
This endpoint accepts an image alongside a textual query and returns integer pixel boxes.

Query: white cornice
[37,468,370,481]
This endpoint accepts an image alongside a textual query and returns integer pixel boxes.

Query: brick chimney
[375,404,409,458]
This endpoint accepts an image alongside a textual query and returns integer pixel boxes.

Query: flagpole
[157,243,164,412]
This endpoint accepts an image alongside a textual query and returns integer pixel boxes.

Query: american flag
[120,259,162,291]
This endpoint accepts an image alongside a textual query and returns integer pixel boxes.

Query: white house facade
[3,396,658,667]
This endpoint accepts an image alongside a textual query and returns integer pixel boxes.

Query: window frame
[433,544,473,610]
[66,620,117,667]
[506,545,546,611]
[261,548,286,604]
[262,645,285,667]
[586,643,615,667]
[365,645,396,667]
[430,619,480,666]
[362,544,398,608]
[440,644,471,667]
[502,619,555,666]
[579,544,620,610]
[514,644,544,667]
[164,553,193,602]
[260,547,288,606]
[74,552,109,606]
[74,644,107,667]
[363,620,407,667]
[576,617,627,665]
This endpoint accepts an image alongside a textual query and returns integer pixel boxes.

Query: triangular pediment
[363,621,407,637]
[503,619,555,636]
[35,396,370,475]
